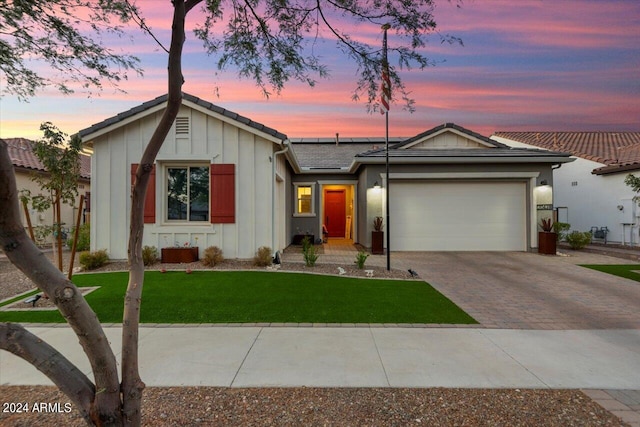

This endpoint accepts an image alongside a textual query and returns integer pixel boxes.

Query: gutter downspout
[272,140,290,256]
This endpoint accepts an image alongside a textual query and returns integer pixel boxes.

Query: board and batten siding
[90,104,277,260]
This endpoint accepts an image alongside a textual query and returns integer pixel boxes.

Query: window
[294,183,315,216]
[167,165,209,221]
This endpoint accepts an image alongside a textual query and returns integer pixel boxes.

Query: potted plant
[538,217,557,255]
[371,216,384,255]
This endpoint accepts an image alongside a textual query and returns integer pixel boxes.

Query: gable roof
[395,122,510,149]
[78,93,288,143]
[290,123,572,172]
[493,131,640,175]
[3,137,91,180]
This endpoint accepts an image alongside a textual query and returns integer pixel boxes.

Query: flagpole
[382,23,391,271]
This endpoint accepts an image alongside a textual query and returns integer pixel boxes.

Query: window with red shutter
[210,164,235,224]
[131,163,156,224]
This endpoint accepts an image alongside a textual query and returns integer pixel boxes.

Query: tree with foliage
[1,1,459,425]
[0,0,142,100]
[625,174,640,199]
[23,122,83,271]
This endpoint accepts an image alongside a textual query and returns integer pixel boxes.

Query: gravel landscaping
[0,386,628,426]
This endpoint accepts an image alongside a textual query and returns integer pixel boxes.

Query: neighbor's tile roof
[79,93,288,142]
[493,131,640,175]
[3,137,91,179]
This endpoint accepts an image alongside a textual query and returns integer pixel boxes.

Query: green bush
[254,246,272,267]
[301,235,312,253]
[566,231,592,250]
[66,223,90,251]
[354,251,369,269]
[202,246,224,267]
[79,249,109,270]
[303,244,318,267]
[553,222,571,242]
[142,246,159,266]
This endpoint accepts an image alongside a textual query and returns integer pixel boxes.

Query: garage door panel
[390,182,526,251]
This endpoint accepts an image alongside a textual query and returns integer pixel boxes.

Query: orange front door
[325,190,346,238]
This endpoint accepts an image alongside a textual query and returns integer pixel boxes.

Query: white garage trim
[386,172,539,180]
[389,181,527,251]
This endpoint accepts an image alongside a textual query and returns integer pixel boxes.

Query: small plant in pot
[371,216,384,255]
[538,217,557,255]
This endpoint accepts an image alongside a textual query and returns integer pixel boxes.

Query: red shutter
[131,163,156,224]
[210,164,235,223]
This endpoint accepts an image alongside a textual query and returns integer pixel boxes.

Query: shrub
[303,244,318,267]
[66,223,90,251]
[566,231,592,250]
[142,246,159,266]
[254,246,272,267]
[553,222,571,242]
[79,249,109,270]
[202,246,224,267]
[539,218,554,232]
[301,235,312,253]
[354,251,369,269]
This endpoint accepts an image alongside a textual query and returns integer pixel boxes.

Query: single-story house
[4,138,91,238]
[79,93,573,259]
[493,132,640,245]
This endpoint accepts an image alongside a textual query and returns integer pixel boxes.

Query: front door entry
[325,190,346,238]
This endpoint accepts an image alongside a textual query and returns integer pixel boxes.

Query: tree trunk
[0,141,123,426]
[121,1,191,425]
[56,190,63,271]
[0,323,95,424]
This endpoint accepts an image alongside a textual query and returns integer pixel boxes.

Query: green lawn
[0,271,476,325]
[581,264,640,281]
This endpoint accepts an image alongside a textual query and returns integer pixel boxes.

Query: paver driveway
[393,251,640,329]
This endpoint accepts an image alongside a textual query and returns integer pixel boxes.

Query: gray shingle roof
[79,93,288,141]
[290,137,403,169]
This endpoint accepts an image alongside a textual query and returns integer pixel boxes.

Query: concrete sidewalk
[2,326,639,389]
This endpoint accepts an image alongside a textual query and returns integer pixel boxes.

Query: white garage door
[390,181,526,251]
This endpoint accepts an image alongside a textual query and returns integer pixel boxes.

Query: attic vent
[175,117,190,136]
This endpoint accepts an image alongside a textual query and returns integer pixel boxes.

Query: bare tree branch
[0,323,95,424]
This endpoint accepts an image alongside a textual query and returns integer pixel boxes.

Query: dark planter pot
[371,231,384,255]
[538,232,557,255]
[292,234,315,245]
[161,247,199,263]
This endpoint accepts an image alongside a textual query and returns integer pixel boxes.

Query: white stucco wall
[89,102,281,259]
[493,136,640,245]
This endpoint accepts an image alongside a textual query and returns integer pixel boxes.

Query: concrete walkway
[2,326,639,390]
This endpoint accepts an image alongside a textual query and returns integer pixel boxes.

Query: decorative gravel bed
[0,386,627,426]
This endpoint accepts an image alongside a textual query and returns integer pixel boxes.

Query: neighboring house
[4,138,91,237]
[79,94,572,260]
[493,132,640,245]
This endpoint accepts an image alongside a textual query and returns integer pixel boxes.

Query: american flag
[380,61,391,114]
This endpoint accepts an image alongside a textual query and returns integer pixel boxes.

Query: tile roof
[493,131,640,175]
[3,137,91,179]
[79,93,288,142]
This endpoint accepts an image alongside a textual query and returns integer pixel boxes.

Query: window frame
[293,182,316,217]
[164,163,210,223]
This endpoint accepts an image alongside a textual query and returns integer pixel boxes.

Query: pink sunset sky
[1,0,638,140]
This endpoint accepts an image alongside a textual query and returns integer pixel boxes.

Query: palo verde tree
[1,1,460,425]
